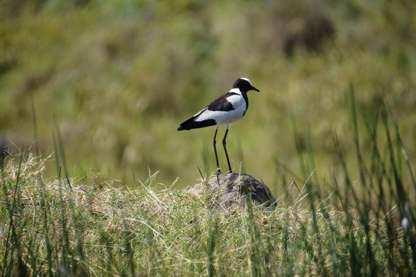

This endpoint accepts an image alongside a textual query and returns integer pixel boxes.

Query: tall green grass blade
[206,212,217,277]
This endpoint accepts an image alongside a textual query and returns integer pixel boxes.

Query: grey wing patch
[208,92,238,111]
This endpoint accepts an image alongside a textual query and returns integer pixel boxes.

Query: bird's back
[178,90,247,131]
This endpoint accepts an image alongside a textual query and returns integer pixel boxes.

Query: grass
[1,98,415,276]
[1,1,416,275]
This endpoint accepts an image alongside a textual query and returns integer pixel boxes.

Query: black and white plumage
[177,78,259,131]
[178,77,260,173]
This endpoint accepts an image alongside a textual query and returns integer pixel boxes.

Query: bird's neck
[230,88,249,111]
[229,87,248,95]
[230,88,248,102]
[241,90,249,108]
[230,88,241,94]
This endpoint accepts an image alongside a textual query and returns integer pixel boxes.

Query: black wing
[207,92,238,111]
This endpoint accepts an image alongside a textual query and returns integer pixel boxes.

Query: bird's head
[233,77,260,93]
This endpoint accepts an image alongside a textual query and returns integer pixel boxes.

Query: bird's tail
[177,117,216,131]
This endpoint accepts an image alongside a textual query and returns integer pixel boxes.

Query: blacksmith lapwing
[178,77,260,173]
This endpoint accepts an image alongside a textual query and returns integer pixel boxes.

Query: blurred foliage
[0,0,415,186]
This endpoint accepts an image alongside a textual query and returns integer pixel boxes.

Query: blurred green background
[0,0,415,186]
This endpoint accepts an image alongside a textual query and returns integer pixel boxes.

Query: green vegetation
[1,0,415,185]
[1,99,415,275]
[1,0,416,275]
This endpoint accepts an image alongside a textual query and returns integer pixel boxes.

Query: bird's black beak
[251,86,260,92]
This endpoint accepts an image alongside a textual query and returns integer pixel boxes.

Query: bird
[177,77,260,173]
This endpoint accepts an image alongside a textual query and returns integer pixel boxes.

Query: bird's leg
[222,126,232,172]
[213,127,221,175]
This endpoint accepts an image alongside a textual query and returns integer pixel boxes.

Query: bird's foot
[215,168,221,185]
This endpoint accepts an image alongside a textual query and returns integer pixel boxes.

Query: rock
[188,172,277,210]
